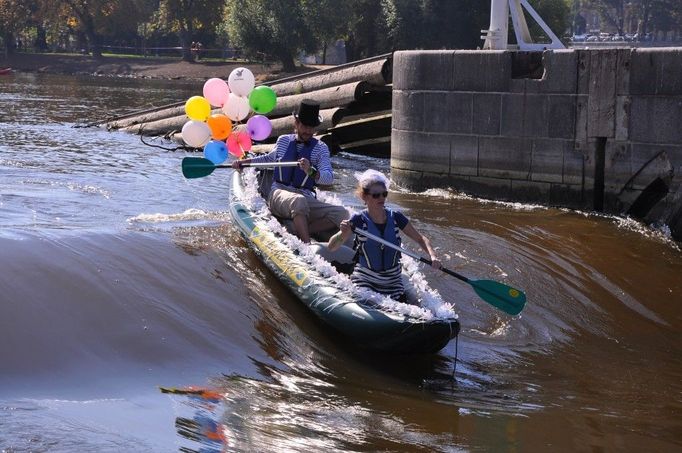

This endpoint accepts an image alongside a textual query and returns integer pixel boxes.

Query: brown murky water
[1,72,680,451]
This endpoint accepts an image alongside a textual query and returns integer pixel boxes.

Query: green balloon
[248,86,277,114]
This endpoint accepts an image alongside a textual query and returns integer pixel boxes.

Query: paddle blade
[182,157,217,179]
[469,279,526,316]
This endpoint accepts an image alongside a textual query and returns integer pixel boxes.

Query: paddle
[351,227,527,316]
[181,156,299,179]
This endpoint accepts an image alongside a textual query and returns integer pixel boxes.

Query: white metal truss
[482,0,565,50]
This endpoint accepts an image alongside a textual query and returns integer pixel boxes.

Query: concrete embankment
[391,48,682,240]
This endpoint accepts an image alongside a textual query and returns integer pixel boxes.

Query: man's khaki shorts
[269,188,348,227]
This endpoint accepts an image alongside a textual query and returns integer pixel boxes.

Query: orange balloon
[206,114,232,140]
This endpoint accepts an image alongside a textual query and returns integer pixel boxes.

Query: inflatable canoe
[228,169,460,354]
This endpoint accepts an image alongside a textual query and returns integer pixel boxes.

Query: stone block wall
[391,48,682,239]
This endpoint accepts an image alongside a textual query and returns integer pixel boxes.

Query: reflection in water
[162,351,546,453]
[162,387,227,453]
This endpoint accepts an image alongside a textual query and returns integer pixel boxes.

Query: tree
[585,0,682,38]
[382,0,421,51]
[646,0,682,37]
[225,0,317,71]
[156,0,224,62]
[34,0,150,57]
[592,0,626,35]
[0,0,31,54]
[382,0,489,51]
[343,0,387,60]
[301,0,350,63]
[529,0,571,40]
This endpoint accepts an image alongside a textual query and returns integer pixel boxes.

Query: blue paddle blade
[469,279,526,316]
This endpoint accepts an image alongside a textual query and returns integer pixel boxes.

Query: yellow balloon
[185,96,211,121]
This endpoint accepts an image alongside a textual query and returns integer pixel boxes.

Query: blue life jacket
[274,135,317,190]
[356,209,401,271]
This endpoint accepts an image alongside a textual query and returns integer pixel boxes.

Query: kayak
[229,169,460,354]
[0,68,12,75]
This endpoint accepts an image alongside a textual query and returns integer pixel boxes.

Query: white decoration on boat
[237,168,457,320]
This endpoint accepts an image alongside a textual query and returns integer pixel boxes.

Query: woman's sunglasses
[366,191,388,199]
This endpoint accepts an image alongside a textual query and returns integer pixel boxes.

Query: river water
[1,72,680,452]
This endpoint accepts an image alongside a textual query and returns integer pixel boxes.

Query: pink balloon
[202,78,230,107]
[246,115,273,141]
[227,131,252,158]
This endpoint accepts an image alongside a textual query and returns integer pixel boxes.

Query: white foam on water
[20,178,111,198]
[399,186,549,211]
[127,208,227,224]
[559,208,681,251]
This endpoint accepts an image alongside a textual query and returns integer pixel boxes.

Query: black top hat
[293,99,322,127]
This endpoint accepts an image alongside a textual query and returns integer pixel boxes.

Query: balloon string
[139,130,185,152]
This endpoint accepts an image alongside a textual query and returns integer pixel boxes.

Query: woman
[327,169,441,302]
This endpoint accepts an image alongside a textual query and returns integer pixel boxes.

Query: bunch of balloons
[181,67,277,164]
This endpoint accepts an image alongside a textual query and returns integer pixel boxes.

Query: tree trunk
[268,107,346,137]
[105,106,188,130]
[3,33,15,55]
[640,1,651,37]
[270,56,391,97]
[267,81,369,117]
[345,36,357,62]
[181,46,194,62]
[179,28,193,62]
[279,52,296,72]
[90,40,102,58]
[35,25,48,51]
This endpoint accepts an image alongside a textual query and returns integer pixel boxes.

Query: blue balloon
[203,140,228,164]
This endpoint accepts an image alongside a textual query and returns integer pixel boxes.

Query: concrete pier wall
[391,48,682,239]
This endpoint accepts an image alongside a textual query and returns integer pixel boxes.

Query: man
[232,99,348,243]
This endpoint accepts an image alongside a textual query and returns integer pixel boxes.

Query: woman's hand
[328,220,351,251]
[339,219,351,235]
[429,256,442,269]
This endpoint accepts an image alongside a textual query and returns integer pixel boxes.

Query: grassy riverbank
[1,52,319,82]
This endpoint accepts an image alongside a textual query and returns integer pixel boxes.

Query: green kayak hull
[229,171,459,354]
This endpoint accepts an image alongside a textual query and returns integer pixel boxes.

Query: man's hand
[231,159,246,170]
[298,157,311,173]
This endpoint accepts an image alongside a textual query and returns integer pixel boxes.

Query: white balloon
[228,67,255,97]
[181,120,211,148]
[221,93,251,122]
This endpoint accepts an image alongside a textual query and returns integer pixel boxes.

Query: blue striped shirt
[249,134,333,197]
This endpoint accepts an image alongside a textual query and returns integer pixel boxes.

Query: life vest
[355,209,401,271]
[274,134,317,190]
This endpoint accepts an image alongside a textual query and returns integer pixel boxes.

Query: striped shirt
[351,265,404,300]
[249,134,333,198]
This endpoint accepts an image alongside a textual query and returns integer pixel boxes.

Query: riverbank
[0,52,318,82]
